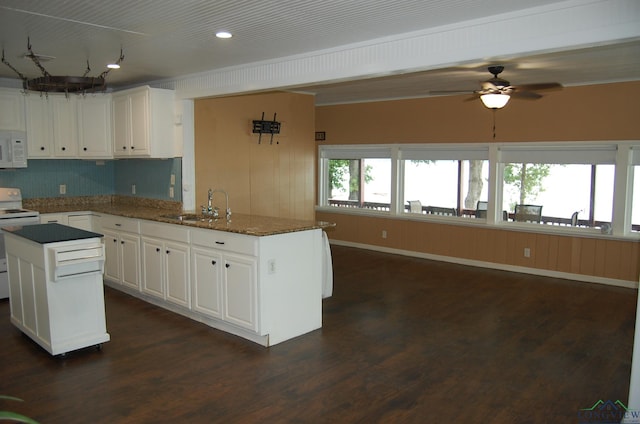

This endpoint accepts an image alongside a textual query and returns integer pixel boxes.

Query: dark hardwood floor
[0,245,636,423]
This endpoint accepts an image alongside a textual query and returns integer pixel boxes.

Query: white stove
[0,188,40,299]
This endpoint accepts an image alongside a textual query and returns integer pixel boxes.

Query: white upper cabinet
[112,85,176,158]
[26,93,113,159]
[51,95,78,157]
[0,88,26,131]
[78,95,112,158]
[26,95,53,157]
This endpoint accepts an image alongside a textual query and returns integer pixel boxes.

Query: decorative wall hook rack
[252,112,281,144]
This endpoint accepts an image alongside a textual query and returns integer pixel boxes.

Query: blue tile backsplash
[0,158,182,201]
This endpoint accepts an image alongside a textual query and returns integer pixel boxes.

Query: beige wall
[315,81,640,283]
[194,92,316,220]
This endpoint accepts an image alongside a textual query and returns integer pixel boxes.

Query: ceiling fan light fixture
[480,93,510,109]
[107,63,121,69]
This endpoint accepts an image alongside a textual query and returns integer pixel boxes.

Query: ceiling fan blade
[429,90,473,95]
[481,81,499,91]
[511,90,543,100]
[512,82,563,91]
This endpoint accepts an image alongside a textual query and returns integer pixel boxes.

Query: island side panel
[258,228,322,345]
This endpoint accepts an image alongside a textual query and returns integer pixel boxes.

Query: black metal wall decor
[252,112,281,144]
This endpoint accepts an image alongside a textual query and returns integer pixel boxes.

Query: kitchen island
[30,197,334,346]
[5,223,109,356]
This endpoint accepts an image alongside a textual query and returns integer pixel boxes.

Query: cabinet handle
[83,147,87,151]
[166,250,170,254]
[121,241,125,244]
[40,146,45,151]
[225,263,230,268]
[156,248,160,252]
[113,238,117,243]
[122,146,127,150]
[211,260,216,265]
[115,223,122,227]
[131,146,135,150]
[215,241,225,245]
[61,147,66,151]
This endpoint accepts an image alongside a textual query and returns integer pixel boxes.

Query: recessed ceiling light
[107,63,121,69]
[216,31,232,39]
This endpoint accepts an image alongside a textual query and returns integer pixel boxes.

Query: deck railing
[326,200,640,231]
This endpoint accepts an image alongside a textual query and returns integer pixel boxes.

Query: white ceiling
[0,0,639,105]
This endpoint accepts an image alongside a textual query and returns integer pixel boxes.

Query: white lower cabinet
[191,247,223,319]
[191,245,257,332]
[101,215,141,291]
[102,216,323,346]
[140,221,190,308]
[40,212,94,231]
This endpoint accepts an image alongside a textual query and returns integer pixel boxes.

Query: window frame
[317,141,640,239]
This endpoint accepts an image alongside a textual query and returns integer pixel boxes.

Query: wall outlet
[170,174,176,185]
[268,259,276,274]
[59,184,66,195]
[524,247,531,258]
[382,230,387,239]
[169,187,174,198]
[131,184,136,195]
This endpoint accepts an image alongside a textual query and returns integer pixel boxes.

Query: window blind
[498,144,617,164]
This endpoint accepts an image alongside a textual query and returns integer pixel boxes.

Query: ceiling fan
[432,65,563,109]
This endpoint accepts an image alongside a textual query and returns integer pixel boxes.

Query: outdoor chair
[425,206,457,216]
[476,201,488,218]
[514,204,543,223]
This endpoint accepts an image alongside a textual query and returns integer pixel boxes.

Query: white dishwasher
[4,223,110,356]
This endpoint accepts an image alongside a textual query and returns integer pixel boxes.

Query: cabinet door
[223,253,258,331]
[141,237,164,298]
[103,230,121,282]
[191,247,223,319]
[165,241,190,307]
[0,89,25,130]
[112,94,130,156]
[26,96,53,157]
[68,214,93,231]
[129,89,150,155]
[78,96,112,158]
[121,233,141,290]
[51,96,78,157]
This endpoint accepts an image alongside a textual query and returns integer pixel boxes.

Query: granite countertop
[27,196,335,237]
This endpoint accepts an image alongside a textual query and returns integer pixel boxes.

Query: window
[400,146,489,217]
[631,147,640,232]
[321,146,392,211]
[328,158,391,210]
[498,145,617,228]
[402,159,489,217]
[501,163,614,227]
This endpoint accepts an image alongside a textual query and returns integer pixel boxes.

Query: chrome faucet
[202,188,231,220]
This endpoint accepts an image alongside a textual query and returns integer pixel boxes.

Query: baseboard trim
[329,240,639,289]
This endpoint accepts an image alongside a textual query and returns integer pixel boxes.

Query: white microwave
[0,131,27,168]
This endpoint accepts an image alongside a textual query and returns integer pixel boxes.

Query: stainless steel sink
[160,214,208,222]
